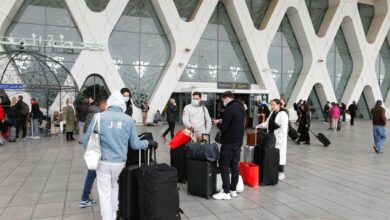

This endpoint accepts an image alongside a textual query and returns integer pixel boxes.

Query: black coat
[78,103,89,122]
[348,104,358,116]
[31,103,43,119]
[166,103,177,122]
[298,111,311,133]
[217,99,245,145]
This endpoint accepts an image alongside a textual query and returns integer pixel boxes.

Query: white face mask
[123,96,130,103]
[192,99,200,107]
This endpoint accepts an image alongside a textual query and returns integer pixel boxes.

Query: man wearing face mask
[182,92,212,140]
[212,91,245,200]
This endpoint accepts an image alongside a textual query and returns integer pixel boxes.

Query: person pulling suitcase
[212,91,245,200]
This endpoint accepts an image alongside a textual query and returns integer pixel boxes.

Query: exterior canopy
[0,50,78,109]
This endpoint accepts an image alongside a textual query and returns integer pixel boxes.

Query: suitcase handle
[201,133,210,144]
[138,148,157,167]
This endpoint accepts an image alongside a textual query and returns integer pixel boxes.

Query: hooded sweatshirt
[182,103,212,135]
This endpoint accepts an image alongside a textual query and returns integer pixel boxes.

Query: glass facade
[180,2,255,84]
[358,3,374,35]
[5,0,82,106]
[306,0,328,33]
[109,0,170,107]
[172,0,199,21]
[326,29,353,102]
[245,0,272,29]
[376,40,390,100]
[357,91,371,119]
[267,15,303,101]
[307,86,324,120]
[79,75,110,102]
[85,0,110,12]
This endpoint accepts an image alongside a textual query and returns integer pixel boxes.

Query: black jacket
[166,103,177,122]
[31,102,43,119]
[217,99,245,145]
[298,111,311,133]
[125,102,133,117]
[348,104,358,116]
[78,103,89,122]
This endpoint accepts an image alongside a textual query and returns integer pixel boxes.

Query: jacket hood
[107,91,126,112]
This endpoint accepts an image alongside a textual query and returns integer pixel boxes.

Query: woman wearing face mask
[120,88,133,117]
[63,98,76,141]
[182,92,212,140]
[256,99,289,180]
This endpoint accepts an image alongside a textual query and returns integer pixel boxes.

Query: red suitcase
[239,162,259,187]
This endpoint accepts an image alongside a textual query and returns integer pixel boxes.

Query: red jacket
[0,105,4,120]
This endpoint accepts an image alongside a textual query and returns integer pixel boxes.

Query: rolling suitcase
[259,146,279,186]
[136,153,181,220]
[246,131,256,145]
[187,159,217,199]
[8,126,16,142]
[118,148,153,220]
[170,145,187,183]
[243,145,255,163]
[310,130,331,147]
[288,123,299,140]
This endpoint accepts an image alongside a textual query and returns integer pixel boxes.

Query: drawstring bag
[84,113,101,170]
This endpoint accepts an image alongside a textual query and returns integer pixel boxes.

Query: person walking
[182,92,212,140]
[329,103,341,131]
[348,101,358,126]
[30,98,43,139]
[371,100,387,154]
[340,102,347,122]
[63,98,76,141]
[161,98,177,140]
[79,98,107,208]
[296,103,311,145]
[257,99,289,180]
[15,96,29,141]
[83,91,157,220]
[120,88,133,117]
[141,99,150,124]
[323,101,330,124]
[78,98,89,144]
[212,91,245,200]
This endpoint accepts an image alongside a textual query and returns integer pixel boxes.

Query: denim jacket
[83,106,148,163]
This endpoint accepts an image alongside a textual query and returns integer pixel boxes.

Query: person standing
[15,96,29,141]
[348,101,358,126]
[141,99,150,124]
[30,98,43,139]
[340,102,347,122]
[329,103,340,131]
[7,97,17,127]
[79,97,107,208]
[0,98,5,132]
[120,88,133,117]
[257,99,289,180]
[296,103,311,145]
[83,91,157,220]
[371,100,387,154]
[323,101,330,124]
[64,98,76,141]
[212,91,245,200]
[161,98,177,140]
[78,98,89,144]
[182,92,212,140]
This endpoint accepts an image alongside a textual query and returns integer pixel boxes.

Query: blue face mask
[123,96,129,103]
[192,100,200,107]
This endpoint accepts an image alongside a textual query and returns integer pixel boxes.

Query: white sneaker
[212,191,231,200]
[278,173,286,180]
[230,191,238,198]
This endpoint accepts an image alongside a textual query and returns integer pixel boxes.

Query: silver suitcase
[244,145,255,163]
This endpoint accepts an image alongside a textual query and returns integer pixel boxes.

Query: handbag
[186,141,219,162]
[84,113,101,170]
[169,128,195,149]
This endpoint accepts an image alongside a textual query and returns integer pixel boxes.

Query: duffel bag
[186,141,219,162]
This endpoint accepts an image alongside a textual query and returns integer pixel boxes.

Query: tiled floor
[0,120,389,220]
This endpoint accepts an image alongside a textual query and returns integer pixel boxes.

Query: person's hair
[120,88,131,97]
[83,98,89,104]
[18,95,23,100]
[193,92,202,98]
[66,98,72,104]
[301,103,310,113]
[157,110,160,112]
[221,91,234,99]
[271,98,281,105]
[280,97,287,107]
[97,97,107,107]
[376,100,383,106]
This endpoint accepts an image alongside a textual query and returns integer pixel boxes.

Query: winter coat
[217,99,245,145]
[166,103,177,122]
[63,105,76,132]
[348,104,358,116]
[329,106,340,119]
[298,111,311,133]
[31,101,43,119]
[0,105,5,121]
[83,105,102,132]
[78,103,89,122]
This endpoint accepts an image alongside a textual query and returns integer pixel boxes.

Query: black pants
[162,121,175,139]
[219,143,241,193]
[16,116,27,139]
[279,165,284,173]
[298,128,310,143]
[350,115,355,125]
[66,132,74,140]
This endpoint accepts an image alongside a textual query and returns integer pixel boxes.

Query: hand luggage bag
[136,153,181,220]
[186,134,219,162]
[253,131,276,165]
[288,123,299,140]
[118,149,152,220]
[169,129,192,149]
[126,133,153,166]
[259,146,279,186]
[187,159,217,199]
[310,130,331,147]
[170,145,187,183]
[239,162,259,187]
[243,145,255,163]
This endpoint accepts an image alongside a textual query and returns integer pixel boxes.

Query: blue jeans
[219,143,241,193]
[373,125,387,151]
[32,119,40,137]
[81,169,97,201]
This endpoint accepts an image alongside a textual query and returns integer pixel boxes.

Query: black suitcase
[187,159,217,199]
[288,123,299,140]
[126,133,153,166]
[337,119,341,131]
[170,146,187,183]
[118,148,153,220]
[310,130,331,147]
[259,146,280,186]
[136,163,181,220]
[253,132,276,165]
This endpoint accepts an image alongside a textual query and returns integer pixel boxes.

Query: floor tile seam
[60,145,77,220]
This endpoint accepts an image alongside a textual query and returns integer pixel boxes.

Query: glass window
[358,3,374,35]
[79,75,110,100]
[109,0,170,107]
[306,0,328,33]
[180,2,256,84]
[173,0,199,21]
[85,0,110,12]
[245,0,272,29]
[377,39,390,100]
